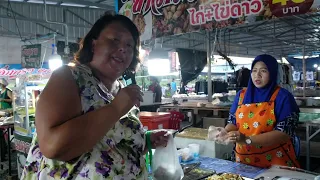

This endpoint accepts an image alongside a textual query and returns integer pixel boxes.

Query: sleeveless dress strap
[270,86,281,102]
[238,88,247,105]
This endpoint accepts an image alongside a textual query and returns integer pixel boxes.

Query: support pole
[207,31,212,102]
[302,35,306,98]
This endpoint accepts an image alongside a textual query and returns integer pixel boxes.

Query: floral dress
[21,64,148,180]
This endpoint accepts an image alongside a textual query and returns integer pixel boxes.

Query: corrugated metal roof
[9,0,114,9]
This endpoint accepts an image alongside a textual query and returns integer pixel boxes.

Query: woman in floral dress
[225,54,300,168]
[21,13,168,180]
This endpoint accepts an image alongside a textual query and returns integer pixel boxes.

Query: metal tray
[182,167,216,180]
[205,172,246,180]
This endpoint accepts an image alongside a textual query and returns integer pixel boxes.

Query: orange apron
[234,86,300,168]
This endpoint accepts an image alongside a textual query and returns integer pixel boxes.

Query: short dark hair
[150,76,159,83]
[74,12,141,72]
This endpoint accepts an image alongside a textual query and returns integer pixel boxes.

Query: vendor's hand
[227,131,245,144]
[150,130,169,148]
[111,85,143,117]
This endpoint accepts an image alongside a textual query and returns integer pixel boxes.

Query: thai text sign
[14,132,33,155]
[116,0,318,40]
[0,64,51,79]
[21,44,42,68]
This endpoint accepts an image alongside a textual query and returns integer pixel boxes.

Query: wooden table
[306,120,320,171]
[139,102,170,112]
[300,107,320,114]
[159,102,231,127]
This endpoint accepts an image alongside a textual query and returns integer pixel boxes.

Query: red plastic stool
[169,111,184,130]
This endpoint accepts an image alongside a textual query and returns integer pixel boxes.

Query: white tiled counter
[174,128,233,159]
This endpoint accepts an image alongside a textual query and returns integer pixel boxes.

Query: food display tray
[182,168,215,180]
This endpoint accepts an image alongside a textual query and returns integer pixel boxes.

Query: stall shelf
[13,75,47,178]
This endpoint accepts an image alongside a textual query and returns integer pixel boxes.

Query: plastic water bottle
[30,122,36,136]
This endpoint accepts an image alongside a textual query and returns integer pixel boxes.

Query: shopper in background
[148,76,162,102]
[22,13,168,180]
[225,54,300,168]
[171,78,177,95]
[165,83,172,98]
[179,81,186,94]
[0,78,12,109]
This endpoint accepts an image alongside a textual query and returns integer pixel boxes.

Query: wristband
[145,131,152,172]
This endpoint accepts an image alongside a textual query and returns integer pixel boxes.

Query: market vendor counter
[186,157,318,179]
[195,157,264,178]
[175,128,319,179]
[174,127,233,159]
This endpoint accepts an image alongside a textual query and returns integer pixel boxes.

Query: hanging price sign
[293,71,300,81]
[306,71,314,81]
[269,0,314,17]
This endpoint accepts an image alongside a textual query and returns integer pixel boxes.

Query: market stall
[13,74,49,178]
[0,63,51,178]
[116,0,320,178]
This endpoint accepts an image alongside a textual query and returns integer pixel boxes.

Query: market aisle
[0,147,17,179]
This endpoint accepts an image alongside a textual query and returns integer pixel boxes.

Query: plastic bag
[152,133,184,180]
[207,126,230,145]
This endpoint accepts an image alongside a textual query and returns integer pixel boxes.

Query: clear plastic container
[188,144,200,159]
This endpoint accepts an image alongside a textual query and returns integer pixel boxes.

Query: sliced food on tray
[207,173,244,180]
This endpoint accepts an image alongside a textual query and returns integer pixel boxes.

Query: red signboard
[269,0,315,17]
[168,51,177,72]
[116,0,319,40]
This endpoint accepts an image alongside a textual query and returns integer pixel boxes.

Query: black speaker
[57,41,80,56]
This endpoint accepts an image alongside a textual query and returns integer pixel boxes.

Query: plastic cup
[188,144,200,159]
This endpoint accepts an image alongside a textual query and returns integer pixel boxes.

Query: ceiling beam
[0,5,65,36]
[65,8,93,26]
[227,29,316,43]
[0,30,38,39]
[0,14,91,29]
[0,30,79,42]
[14,0,114,9]
[163,43,264,57]
[95,0,108,2]
[53,0,113,9]
[280,18,320,40]
[162,35,269,54]
[229,28,318,49]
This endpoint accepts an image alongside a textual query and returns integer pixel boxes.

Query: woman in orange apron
[225,54,300,168]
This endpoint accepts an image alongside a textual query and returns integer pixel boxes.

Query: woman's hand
[227,131,245,144]
[150,130,169,148]
[111,84,143,116]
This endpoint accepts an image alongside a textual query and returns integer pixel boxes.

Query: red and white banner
[116,0,319,40]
